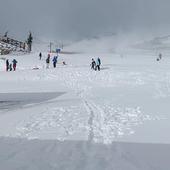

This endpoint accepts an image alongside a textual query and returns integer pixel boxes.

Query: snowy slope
[133,35,170,54]
[0,38,170,169]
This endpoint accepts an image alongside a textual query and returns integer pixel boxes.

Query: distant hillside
[0,35,27,55]
[132,35,170,51]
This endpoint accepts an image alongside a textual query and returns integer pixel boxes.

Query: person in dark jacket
[91,58,96,70]
[46,56,50,69]
[6,59,9,71]
[39,52,42,60]
[9,63,12,71]
[12,59,17,71]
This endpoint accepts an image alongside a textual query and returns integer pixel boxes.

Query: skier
[46,56,50,69]
[6,59,9,71]
[52,56,57,68]
[96,57,101,71]
[12,59,17,71]
[91,58,96,70]
[39,52,42,60]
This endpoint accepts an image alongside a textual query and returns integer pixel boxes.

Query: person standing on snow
[12,59,18,71]
[96,57,101,71]
[9,63,12,71]
[46,56,50,69]
[39,52,42,60]
[91,58,96,70]
[52,56,58,68]
[6,59,9,71]
[157,53,162,61]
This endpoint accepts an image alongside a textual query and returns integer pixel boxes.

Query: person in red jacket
[12,59,18,71]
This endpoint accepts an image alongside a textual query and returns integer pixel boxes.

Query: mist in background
[0,0,170,42]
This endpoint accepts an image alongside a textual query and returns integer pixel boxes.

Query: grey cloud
[0,0,170,41]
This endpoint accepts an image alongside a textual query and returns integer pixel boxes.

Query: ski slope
[0,38,170,169]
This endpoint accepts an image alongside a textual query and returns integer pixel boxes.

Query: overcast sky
[0,0,170,41]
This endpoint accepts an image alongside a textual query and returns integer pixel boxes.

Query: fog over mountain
[0,0,170,41]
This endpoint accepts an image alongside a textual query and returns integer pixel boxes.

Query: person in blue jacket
[52,56,58,68]
[96,57,101,71]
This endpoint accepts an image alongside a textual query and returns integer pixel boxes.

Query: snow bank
[0,137,170,170]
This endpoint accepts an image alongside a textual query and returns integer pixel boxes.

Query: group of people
[5,53,101,72]
[39,52,102,71]
[45,53,58,69]
[91,57,101,71]
[6,59,18,71]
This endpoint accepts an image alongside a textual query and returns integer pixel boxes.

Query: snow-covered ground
[0,38,170,169]
[1,137,170,170]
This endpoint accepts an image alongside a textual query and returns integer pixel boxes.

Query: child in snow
[91,58,96,70]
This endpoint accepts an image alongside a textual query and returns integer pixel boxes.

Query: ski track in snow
[84,100,153,144]
[13,67,161,144]
[51,68,165,144]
